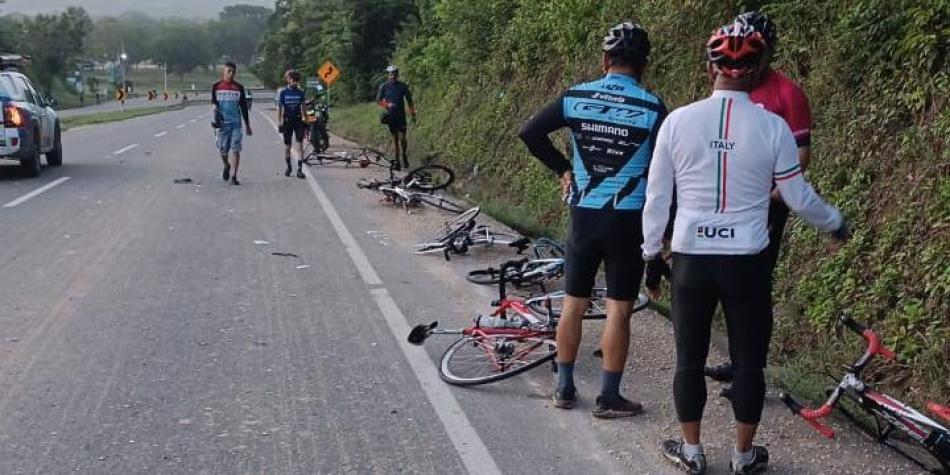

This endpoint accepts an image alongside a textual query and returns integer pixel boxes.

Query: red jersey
[749,69,812,147]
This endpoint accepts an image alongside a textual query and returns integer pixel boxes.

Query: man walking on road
[211,61,253,185]
[277,69,307,179]
[519,22,666,418]
[642,23,849,474]
[704,10,817,397]
[376,65,416,170]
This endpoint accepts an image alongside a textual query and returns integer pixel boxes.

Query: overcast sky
[3,0,273,18]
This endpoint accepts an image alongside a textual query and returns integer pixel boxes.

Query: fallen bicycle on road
[414,207,528,259]
[408,259,649,386]
[356,154,465,214]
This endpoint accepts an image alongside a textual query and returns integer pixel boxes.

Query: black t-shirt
[376,80,413,117]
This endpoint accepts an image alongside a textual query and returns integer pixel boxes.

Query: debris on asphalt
[271,252,300,258]
[173,178,193,184]
[253,240,270,245]
[295,264,311,270]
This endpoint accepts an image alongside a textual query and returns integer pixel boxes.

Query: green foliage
[327,0,949,404]
[153,20,213,79]
[13,7,93,95]
[253,0,416,101]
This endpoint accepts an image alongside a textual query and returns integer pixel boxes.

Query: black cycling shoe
[223,164,231,181]
[230,177,240,186]
[705,362,734,383]
[592,395,643,419]
[731,446,769,474]
[296,169,305,179]
[392,161,402,172]
[660,439,707,474]
[284,164,292,177]
[552,387,577,409]
[401,157,410,169]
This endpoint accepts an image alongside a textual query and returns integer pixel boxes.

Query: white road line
[3,177,71,208]
[188,118,197,123]
[154,131,168,138]
[176,124,186,129]
[258,110,500,474]
[113,143,139,155]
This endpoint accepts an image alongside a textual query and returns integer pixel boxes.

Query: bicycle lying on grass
[355,154,465,213]
[780,315,950,473]
[407,259,648,386]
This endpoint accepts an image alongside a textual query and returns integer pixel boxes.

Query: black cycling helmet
[735,11,777,48]
[602,21,651,64]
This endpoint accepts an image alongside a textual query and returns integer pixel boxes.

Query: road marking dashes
[113,144,139,155]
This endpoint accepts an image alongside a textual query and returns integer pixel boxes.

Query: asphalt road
[0,104,927,475]
[0,104,665,474]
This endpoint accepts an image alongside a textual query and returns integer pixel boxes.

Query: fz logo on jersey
[696,226,736,239]
[574,102,645,121]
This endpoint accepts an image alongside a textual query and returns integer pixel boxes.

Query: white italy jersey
[642,90,842,256]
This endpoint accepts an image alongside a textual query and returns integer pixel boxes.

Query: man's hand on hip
[560,171,573,198]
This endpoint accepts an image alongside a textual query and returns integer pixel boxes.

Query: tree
[17,7,92,95]
[209,4,273,65]
[155,20,212,80]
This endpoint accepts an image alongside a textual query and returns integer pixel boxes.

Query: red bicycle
[780,316,950,473]
[408,259,648,386]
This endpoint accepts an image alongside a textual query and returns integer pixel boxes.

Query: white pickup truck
[0,55,62,177]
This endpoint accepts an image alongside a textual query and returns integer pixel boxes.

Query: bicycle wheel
[466,266,519,286]
[418,194,466,214]
[439,331,556,386]
[532,238,566,259]
[405,164,454,192]
[469,229,523,248]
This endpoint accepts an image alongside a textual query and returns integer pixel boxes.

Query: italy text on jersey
[561,73,665,210]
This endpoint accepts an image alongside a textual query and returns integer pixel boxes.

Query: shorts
[386,113,407,134]
[564,207,645,301]
[216,125,243,154]
[282,119,306,145]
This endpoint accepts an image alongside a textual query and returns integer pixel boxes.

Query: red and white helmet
[706,22,766,78]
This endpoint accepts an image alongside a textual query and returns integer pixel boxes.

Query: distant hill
[2,0,273,19]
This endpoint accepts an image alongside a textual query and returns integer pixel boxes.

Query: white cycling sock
[733,447,754,467]
[683,442,704,460]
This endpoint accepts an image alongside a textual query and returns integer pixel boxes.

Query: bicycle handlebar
[779,392,837,439]
[840,316,896,361]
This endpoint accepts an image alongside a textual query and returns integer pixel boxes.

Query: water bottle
[474,315,522,329]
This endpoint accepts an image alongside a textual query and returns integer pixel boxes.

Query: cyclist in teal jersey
[519,22,666,418]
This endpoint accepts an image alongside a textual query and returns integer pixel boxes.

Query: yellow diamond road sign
[317,61,341,87]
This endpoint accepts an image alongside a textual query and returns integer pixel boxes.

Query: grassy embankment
[331,1,948,406]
